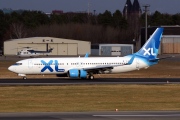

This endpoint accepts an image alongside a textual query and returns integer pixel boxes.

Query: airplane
[17,47,53,57]
[8,27,166,80]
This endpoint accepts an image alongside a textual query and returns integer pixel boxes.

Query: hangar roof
[5,37,90,43]
[163,35,180,38]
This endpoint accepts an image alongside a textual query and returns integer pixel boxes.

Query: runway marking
[93,114,180,117]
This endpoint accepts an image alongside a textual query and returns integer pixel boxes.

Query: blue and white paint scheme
[8,27,164,79]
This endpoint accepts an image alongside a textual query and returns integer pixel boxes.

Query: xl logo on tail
[143,48,156,56]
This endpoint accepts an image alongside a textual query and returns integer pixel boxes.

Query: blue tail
[136,27,164,60]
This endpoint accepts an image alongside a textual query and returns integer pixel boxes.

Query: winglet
[84,53,89,57]
[126,55,135,65]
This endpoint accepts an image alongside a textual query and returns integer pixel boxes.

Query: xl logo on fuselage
[143,48,156,56]
[41,60,65,72]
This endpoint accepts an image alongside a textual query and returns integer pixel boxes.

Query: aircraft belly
[111,66,134,73]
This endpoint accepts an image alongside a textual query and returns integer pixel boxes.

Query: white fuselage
[8,56,148,75]
[9,27,163,79]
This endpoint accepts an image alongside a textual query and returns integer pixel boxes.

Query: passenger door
[136,59,139,70]
[28,60,33,69]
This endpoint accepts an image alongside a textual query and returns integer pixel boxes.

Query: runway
[0,111,180,120]
[0,78,180,86]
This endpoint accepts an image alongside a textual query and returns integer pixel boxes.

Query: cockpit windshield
[13,63,22,65]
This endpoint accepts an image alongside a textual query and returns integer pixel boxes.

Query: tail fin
[136,27,164,59]
[84,52,89,57]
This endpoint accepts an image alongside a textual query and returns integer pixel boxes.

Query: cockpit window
[14,63,22,65]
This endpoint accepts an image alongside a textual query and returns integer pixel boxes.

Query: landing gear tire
[23,77,27,80]
[88,75,94,80]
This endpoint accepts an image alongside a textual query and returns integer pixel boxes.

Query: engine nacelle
[79,70,87,79]
[68,69,87,79]
[69,69,79,78]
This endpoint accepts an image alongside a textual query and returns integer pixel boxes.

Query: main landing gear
[88,74,94,80]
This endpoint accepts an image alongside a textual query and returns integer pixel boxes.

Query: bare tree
[10,23,27,39]
[28,23,136,44]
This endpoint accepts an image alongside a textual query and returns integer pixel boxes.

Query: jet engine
[68,69,87,79]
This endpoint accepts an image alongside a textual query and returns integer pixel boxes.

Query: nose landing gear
[18,74,27,80]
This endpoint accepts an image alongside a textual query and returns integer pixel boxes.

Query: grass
[0,59,180,112]
[0,84,180,112]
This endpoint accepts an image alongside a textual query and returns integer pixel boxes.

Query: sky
[0,0,180,14]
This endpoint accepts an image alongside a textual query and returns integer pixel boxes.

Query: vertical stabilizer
[136,27,164,59]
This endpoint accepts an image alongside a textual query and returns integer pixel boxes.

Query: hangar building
[161,35,180,54]
[4,37,91,56]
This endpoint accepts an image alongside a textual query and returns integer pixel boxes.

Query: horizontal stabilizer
[149,56,175,62]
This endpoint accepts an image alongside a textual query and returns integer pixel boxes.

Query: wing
[82,55,135,73]
[83,65,121,73]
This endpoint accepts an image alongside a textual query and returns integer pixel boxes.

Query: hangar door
[68,44,77,55]
[18,43,46,52]
[58,43,77,55]
[162,37,180,54]
[58,44,67,55]
[111,46,121,56]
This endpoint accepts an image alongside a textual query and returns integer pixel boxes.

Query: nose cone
[8,66,15,73]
